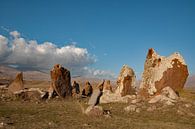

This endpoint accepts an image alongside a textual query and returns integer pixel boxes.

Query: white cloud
[0,35,9,59]
[10,30,21,38]
[0,30,115,79]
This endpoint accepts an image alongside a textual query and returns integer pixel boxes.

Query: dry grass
[0,82,195,129]
[0,97,195,129]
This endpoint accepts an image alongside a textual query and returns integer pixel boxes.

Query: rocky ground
[0,83,195,129]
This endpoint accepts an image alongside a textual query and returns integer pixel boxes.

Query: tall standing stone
[49,64,72,98]
[139,48,189,97]
[115,65,136,96]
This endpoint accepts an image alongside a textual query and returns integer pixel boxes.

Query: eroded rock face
[103,80,113,92]
[139,48,189,97]
[72,81,80,96]
[115,65,136,96]
[49,64,72,98]
[8,72,24,94]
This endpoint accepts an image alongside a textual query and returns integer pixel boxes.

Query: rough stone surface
[88,89,102,106]
[115,65,136,96]
[100,90,134,104]
[8,72,24,94]
[14,88,46,100]
[139,48,189,97]
[72,81,80,97]
[49,64,72,98]
[148,87,178,105]
[103,80,113,92]
[82,81,93,97]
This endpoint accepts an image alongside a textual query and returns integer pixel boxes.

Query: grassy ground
[0,87,195,129]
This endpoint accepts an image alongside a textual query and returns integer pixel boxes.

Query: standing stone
[72,81,80,95]
[115,65,136,96]
[103,80,113,92]
[82,81,93,97]
[8,72,24,94]
[49,64,72,98]
[139,48,189,97]
[88,89,102,106]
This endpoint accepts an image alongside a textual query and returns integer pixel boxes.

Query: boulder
[115,65,136,96]
[139,48,189,97]
[82,81,93,97]
[148,87,178,105]
[49,64,72,98]
[8,72,24,94]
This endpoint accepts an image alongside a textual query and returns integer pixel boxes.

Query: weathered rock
[161,86,178,100]
[139,48,189,97]
[97,80,105,91]
[8,72,24,94]
[85,105,103,117]
[72,81,80,96]
[103,80,113,92]
[14,88,46,100]
[148,87,178,105]
[82,81,93,97]
[49,64,72,98]
[100,90,133,103]
[115,65,136,96]
[88,89,102,106]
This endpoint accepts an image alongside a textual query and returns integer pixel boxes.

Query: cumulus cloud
[0,30,116,79]
[9,30,20,38]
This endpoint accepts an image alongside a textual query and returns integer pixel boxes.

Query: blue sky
[0,0,195,78]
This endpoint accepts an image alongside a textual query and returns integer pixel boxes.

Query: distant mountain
[185,75,195,87]
[0,65,50,81]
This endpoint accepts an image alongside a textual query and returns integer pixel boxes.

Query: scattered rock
[14,88,47,101]
[124,105,137,112]
[8,72,24,94]
[184,103,192,108]
[82,81,93,97]
[49,64,72,98]
[139,48,189,97]
[135,108,141,113]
